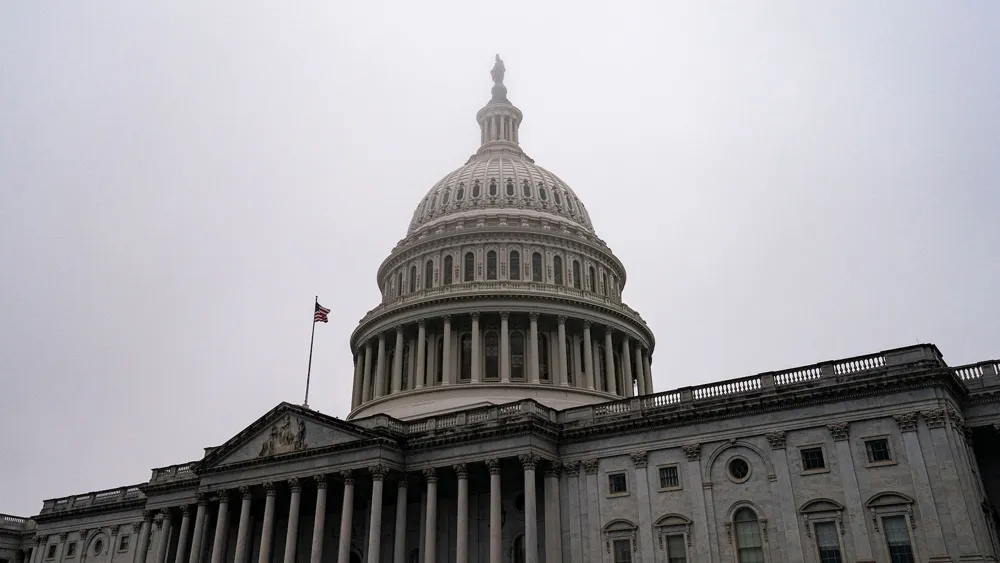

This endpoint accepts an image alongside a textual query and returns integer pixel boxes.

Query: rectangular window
[883,515,915,563]
[801,447,826,471]
[665,534,687,563]
[814,522,842,563]
[865,438,892,463]
[608,472,628,495]
[612,539,632,563]
[118,535,130,552]
[65,543,76,559]
[46,546,56,560]
[658,465,680,490]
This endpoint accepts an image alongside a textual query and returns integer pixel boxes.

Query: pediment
[800,499,845,514]
[866,492,914,508]
[194,403,381,471]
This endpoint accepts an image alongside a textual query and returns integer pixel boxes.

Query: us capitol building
[3,57,1000,563]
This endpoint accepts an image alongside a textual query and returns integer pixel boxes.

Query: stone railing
[39,486,144,515]
[357,281,646,327]
[358,399,559,437]
[953,360,1000,391]
[149,462,196,484]
[0,513,29,529]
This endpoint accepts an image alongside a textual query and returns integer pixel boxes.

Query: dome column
[634,344,646,395]
[442,316,453,385]
[582,322,595,390]
[361,341,374,403]
[644,353,654,393]
[391,326,404,393]
[529,313,540,384]
[351,352,364,409]
[557,317,568,386]
[500,312,511,382]
[621,335,633,398]
[471,313,481,383]
[375,333,388,398]
[604,329,617,395]
[415,320,427,389]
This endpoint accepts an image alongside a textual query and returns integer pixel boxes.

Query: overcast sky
[2,2,998,516]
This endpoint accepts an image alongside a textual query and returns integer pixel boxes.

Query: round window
[93,539,104,555]
[728,458,750,482]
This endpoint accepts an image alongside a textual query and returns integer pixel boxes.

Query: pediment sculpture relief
[258,415,307,457]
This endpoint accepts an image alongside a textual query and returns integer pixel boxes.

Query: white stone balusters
[367,465,389,563]
[282,479,302,563]
[209,494,230,563]
[232,488,252,563]
[336,471,355,563]
[309,476,328,563]
[173,506,192,563]
[423,469,438,563]
[257,483,277,563]
[486,459,502,563]
[519,453,539,563]
[393,478,408,563]
[454,464,469,563]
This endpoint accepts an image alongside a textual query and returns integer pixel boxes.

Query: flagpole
[304,295,318,409]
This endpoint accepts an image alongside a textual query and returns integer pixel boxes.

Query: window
[47,546,56,560]
[443,256,453,285]
[608,472,628,495]
[538,334,549,381]
[401,345,411,389]
[553,190,562,205]
[612,539,632,563]
[883,516,915,563]
[510,332,525,379]
[489,179,498,197]
[441,188,450,204]
[658,465,680,490]
[531,252,542,282]
[801,447,826,471]
[464,252,475,282]
[460,334,472,381]
[472,180,481,198]
[509,250,521,280]
[425,260,434,289]
[553,255,563,285]
[588,266,596,291]
[728,458,751,482]
[487,250,497,280]
[456,183,465,200]
[435,338,444,383]
[93,539,104,556]
[572,260,581,289]
[522,180,531,198]
[814,521,842,563]
[865,438,893,464]
[66,543,77,558]
[485,332,499,379]
[601,271,608,294]
[664,534,686,563]
[538,185,548,200]
[118,536,130,553]
[505,178,515,196]
[408,266,416,293]
[733,508,765,563]
[396,272,403,297]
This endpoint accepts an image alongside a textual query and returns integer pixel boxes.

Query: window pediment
[866,492,914,508]
[654,514,692,548]
[799,498,845,514]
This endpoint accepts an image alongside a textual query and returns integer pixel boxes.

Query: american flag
[314,302,331,323]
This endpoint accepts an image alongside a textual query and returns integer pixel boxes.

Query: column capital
[77,529,90,541]
[58,533,68,542]
[453,463,468,478]
[519,452,540,470]
[396,476,409,489]
[417,318,426,327]
[423,468,438,483]
[765,431,787,450]
[179,504,190,516]
[369,465,389,481]
[628,451,648,468]
[131,522,142,534]
[893,412,918,433]
[238,486,252,499]
[35,536,46,546]
[442,314,452,323]
[529,312,539,322]
[543,462,562,478]
[212,491,230,504]
[288,477,301,492]
[263,481,277,496]
[196,492,209,506]
[141,510,153,522]
[394,324,403,333]
[827,422,850,441]
[604,327,615,337]
[681,443,701,461]
[582,459,599,474]
[340,469,355,485]
[314,474,328,489]
[922,408,947,429]
[582,320,592,329]
[109,524,120,536]
[499,311,509,320]
[471,312,480,320]
[485,458,501,475]
[562,460,580,475]
[556,315,567,324]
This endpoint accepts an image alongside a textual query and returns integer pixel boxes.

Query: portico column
[210,494,230,563]
[603,329,617,395]
[309,476,328,563]
[634,345,646,396]
[582,322,595,390]
[423,469,438,563]
[643,352,653,394]
[153,511,172,563]
[391,326,404,393]
[454,464,469,563]
[173,506,192,563]
[556,317,568,386]
[282,479,302,563]
[519,454,539,563]
[336,471,355,563]
[32,537,45,563]
[621,335,633,397]
[361,342,374,402]
[415,320,427,389]
[351,353,364,409]
[393,479,408,563]
[543,464,563,563]
[232,487,252,563]
[189,496,209,563]
[367,465,389,563]
[528,313,540,384]
[500,313,510,382]
[486,459,502,563]
[257,483,277,563]
[441,316,453,384]
[374,333,387,398]
[134,513,153,563]
[471,313,481,383]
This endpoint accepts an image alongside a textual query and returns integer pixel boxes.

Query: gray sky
[2,2,998,516]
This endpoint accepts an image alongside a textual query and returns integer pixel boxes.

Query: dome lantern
[476,55,524,153]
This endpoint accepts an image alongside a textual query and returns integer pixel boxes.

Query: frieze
[258,415,307,458]
[827,422,850,441]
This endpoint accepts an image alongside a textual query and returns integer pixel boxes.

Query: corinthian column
[361,341,374,402]
[209,493,230,563]
[423,469,438,563]
[257,483,277,563]
[232,488,252,563]
[528,313,540,384]
[603,329,617,395]
[367,466,389,563]
[471,313,481,383]
[500,312,510,383]
[374,333,387,398]
[282,479,302,563]
[519,454,539,563]
[442,316,452,385]
[393,479,408,563]
[634,345,646,396]
[557,316,568,386]
[309,476,328,563]
[621,335,633,397]
[336,471,355,563]
[582,322,594,390]
[189,496,209,563]
[415,320,427,389]
[454,464,469,563]
[391,326,404,393]
[173,506,192,563]
[486,459,501,563]
[134,512,153,563]
[351,352,364,409]
[543,464,562,563]
[153,511,172,563]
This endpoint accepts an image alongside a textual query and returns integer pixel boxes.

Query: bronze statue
[491,54,505,84]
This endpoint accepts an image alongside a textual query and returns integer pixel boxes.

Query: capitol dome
[346,56,655,420]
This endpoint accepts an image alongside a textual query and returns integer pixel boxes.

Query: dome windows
[487,251,498,280]
[409,266,417,293]
[538,184,548,201]
[572,260,581,289]
[553,190,562,205]
[531,253,543,282]
[425,260,434,289]
[522,180,532,198]
[443,256,454,285]
[553,255,564,285]
[464,252,475,282]
[442,188,451,205]
[456,183,465,201]
[509,251,521,280]
[505,178,515,197]
[472,180,481,198]
[489,179,498,197]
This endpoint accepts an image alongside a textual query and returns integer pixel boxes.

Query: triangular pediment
[194,403,383,471]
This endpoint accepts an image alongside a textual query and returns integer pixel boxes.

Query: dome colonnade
[346,56,655,420]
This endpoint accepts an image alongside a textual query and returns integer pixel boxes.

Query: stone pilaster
[394,478,409,563]
[486,459,502,563]
[629,451,654,563]
[543,463,563,563]
[519,454,539,563]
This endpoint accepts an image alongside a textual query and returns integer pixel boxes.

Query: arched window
[443,256,453,285]
[485,331,499,379]
[464,252,475,282]
[509,251,521,280]
[441,188,451,204]
[538,184,548,201]
[553,190,562,205]
[460,334,472,381]
[489,179,498,197]
[506,178,515,196]
[588,266,596,291]
[531,252,543,282]
[572,260,581,289]
[397,272,403,297]
[522,180,532,198]
[425,260,434,289]
[472,180,482,198]
[579,343,588,377]
[733,508,765,563]
[601,271,608,295]
[538,334,550,381]
[510,332,525,379]
[456,183,465,200]
[487,251,498,280]
[424,337,433,387]
[553,256,564,285]
[409,266,417,293]
[435,338,444,383]
[565,337,574,384]
[401,345,411,390]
